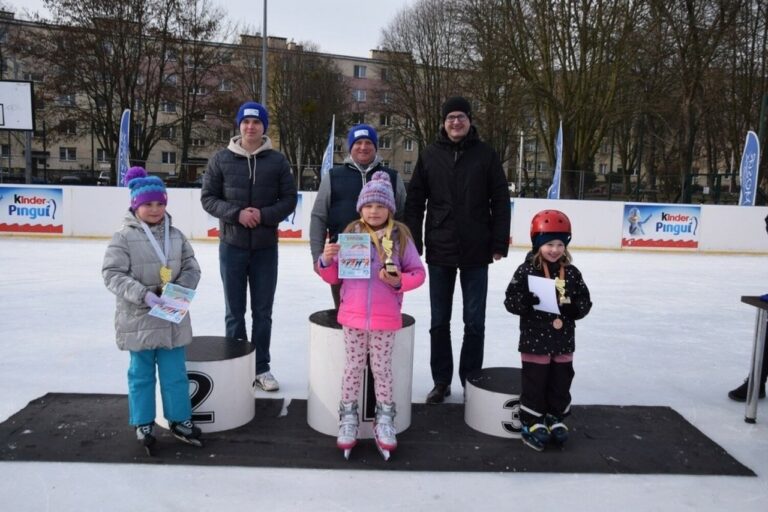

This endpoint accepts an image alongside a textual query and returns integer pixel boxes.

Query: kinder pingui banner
[622,203,700,249]
[206,192,303,239]
[278,193,302,238]
[0,186,63,233]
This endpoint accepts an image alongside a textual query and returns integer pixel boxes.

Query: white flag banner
[320,115,335,179]
[547,120,563,200]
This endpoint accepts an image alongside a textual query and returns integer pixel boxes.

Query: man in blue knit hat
[201,101,297,392]
[310,123,407,308]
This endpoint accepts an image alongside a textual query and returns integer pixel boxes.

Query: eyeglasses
[445,114,468,123]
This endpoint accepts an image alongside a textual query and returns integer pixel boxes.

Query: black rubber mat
[0,393,754,475]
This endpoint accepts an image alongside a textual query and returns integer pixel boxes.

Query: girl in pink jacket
[317,171,425,459]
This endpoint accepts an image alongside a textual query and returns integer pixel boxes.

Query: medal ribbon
[360,216,394,263]
[139,214,170,283]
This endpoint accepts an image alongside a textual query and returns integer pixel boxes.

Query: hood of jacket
[343,153,383,173]
[227,135,274,157]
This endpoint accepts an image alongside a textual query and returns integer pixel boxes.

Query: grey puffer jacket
[102,210,201,351]
[201,135,298,250]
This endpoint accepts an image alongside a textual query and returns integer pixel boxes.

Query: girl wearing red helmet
[504,209,592,451]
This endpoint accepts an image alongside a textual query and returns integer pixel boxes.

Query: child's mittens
[144,291,164,308]
[559,303,580,319]
[520,292,540,307]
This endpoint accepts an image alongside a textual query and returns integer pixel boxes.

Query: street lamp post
[261,0,268,106]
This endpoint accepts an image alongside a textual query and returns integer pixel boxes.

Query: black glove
[559,303,579,319]
[520,292,540,307]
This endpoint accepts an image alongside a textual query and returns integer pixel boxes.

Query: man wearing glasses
[405,96,511,404]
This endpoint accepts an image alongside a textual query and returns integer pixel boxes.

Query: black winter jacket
[201,136,297,250]
[404,126,510,266]
[504,256,592,355]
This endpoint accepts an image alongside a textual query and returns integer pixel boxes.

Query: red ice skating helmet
[530,209,572,250]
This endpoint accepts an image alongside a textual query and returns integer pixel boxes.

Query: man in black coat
[405,96,511,403]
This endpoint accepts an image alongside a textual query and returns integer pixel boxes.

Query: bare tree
[648,0,743,202]
[11,0,179,181]
[379,0,469,151]
[459,0,529,180]
[167,0,229,182]
[501,0,642,197]
[268,43,349,186]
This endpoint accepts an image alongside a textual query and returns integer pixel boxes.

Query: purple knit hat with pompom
[124,166,167,210]
[356,171,396,214]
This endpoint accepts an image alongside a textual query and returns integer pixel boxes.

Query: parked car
[97,171,111,186]
[60,175,82,185]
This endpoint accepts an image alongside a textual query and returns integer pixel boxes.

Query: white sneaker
[255,371,279,391]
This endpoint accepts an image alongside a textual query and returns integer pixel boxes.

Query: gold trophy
[554,277,570,305]
[382,237,398,276]
[553,277,569,330]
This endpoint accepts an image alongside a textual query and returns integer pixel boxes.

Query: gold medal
[553,318,563,329]
[159,265,172,285]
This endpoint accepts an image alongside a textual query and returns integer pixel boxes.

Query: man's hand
[238,208,260,228]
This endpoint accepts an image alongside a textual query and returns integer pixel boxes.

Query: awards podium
[306,310,415,438]
[157,336,256,433]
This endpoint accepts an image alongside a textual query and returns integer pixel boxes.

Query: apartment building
[0,10,420,187]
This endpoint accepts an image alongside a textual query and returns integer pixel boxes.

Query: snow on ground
[1,237,767,511]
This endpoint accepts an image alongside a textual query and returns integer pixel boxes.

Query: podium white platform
[464,367,522,439]
[157,336,255,433]
[307,310,415,438]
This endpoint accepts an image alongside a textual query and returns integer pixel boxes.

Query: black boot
[728,379,766,402]
[426,383,451,404]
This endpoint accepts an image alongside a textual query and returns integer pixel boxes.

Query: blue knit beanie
[235,101,269,132]
[347,124,378,151]
[124,166,167,210]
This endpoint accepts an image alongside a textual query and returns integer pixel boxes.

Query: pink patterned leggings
[341,327,396,404]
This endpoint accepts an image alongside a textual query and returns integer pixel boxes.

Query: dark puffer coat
[201,136,297,250]
[404,126,510,266]
[504,256,592,355]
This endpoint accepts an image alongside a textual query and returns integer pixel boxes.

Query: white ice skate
[373,402,397,461]
[337,401,359,459]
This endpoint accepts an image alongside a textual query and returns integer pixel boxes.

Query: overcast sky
[7,0,414,58]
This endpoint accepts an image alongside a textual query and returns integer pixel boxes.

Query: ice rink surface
[1,236,767,511]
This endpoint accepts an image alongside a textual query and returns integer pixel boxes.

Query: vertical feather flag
[116,109,131,187]
[547,120,563,200]
[738,130,760,206]
[320,115,335,179]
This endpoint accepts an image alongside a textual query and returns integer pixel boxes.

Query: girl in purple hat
[102,167,203,454]
[316,171,425,460]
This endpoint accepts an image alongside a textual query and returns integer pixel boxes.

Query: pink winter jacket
[317,231,425,330]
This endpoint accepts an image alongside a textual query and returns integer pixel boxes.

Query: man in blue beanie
[201,101,297,392]
[309,123,407,308]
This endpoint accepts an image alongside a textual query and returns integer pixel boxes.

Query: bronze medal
[553,318,563,329]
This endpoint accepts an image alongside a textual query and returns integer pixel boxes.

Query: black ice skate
[135,423,156,456]
[521,423,550,452]
[546,414,569,446]
[169,420,203,447]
